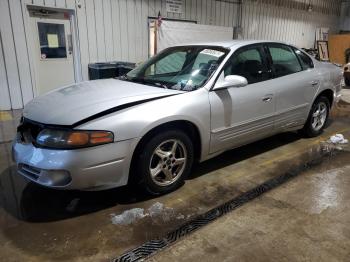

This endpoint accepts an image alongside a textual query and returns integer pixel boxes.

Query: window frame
[216,43,273,86]
[264,43,306,78]
[292,47,314,71]
[37,22,68,59]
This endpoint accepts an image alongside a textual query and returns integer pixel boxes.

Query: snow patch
[111,202,178,225]
[176,214,185,220]
[148,202,165,217]
[329,134,348,144]
[111,208,146,225]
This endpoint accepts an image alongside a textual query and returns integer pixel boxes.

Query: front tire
[300,96,330,137]
[136,130,194,195]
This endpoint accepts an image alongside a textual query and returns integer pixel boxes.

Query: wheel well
[317,89,334,108]
[129,120,202,183]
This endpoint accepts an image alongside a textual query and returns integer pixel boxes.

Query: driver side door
[209,44,276,153]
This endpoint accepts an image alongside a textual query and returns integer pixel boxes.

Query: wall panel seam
[0,31,13,108]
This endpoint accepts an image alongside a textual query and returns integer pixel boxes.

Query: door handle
[311,81,319,86]
[262,94,273,102]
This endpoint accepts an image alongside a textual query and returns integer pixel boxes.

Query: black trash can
[88,61,136,80]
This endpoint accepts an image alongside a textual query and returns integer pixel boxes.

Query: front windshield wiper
[120,76,169,89]
[153,82,168,89]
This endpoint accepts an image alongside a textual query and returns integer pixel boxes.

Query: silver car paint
[23,78,184,125]
[13,40,343,190]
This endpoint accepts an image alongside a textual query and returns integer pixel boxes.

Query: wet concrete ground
[0,101,349,261]
[148,151,350,262]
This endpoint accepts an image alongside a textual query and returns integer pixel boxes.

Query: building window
[37,22,67,59]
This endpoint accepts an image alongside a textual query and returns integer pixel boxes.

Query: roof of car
[176,40,289,49]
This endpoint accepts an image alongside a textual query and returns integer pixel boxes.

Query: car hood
[23,79,183,126]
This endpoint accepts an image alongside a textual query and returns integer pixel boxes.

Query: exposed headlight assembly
[36,129,114,149]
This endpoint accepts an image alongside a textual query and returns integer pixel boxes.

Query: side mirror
[214,75,248,90]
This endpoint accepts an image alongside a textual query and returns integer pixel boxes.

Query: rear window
[294,48,314,70]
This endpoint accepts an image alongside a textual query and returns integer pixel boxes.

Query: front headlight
[36,129,114,149]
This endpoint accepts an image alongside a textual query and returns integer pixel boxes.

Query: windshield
[124,46,228,91]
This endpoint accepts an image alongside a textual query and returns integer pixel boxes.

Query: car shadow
[0,131,302,223]
[190,131,301,179]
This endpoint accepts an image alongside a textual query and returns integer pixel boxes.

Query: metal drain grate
[113,152,330,262]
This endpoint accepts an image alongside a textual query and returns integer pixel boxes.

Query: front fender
[77,88,211,161]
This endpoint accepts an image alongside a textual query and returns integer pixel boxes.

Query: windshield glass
[124,46,228,91]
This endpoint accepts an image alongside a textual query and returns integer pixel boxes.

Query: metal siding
[55,0,66,8]
[118,0,129,61]
[0,0,343,110]
[141,0,149,61]
[0,33,12,110]
[65,0,75,9]
[111,0,122,60]
[94,0,106,62]
[44,0,55,7]
[0,0,23,109]
[32,0,44,5]
[8,0,34,106]
[103,0,114,61]
[126,0,136,62]
[135,0,143,62]
[85,0,98,63]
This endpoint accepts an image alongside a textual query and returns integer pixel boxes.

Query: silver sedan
[13,40,343,195]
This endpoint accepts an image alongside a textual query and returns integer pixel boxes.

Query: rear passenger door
[265,43,319,130]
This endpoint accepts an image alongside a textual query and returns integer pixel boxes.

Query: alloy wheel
[311,101,327,131]
[149,139,187,187]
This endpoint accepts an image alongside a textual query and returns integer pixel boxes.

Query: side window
[268,45,302,77]
[293,48,314,70]
[224,46,269,84]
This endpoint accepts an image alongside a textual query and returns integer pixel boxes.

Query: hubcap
[149,139,187,187]
[311,101,327,131]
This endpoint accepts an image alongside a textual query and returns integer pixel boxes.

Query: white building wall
[0,0,342,110]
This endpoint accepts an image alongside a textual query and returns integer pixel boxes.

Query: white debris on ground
[111,208,146,225]
[329,134,349,144]
[176,214,185,220]
[111,202,184,225]
[148,202,165,217]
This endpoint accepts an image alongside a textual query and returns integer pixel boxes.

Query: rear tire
[136,129,194,195]
[300,96,330,137]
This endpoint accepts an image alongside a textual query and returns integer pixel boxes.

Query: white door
[31,16,75,95]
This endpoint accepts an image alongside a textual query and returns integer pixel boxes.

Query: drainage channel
[113,145,341,262]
